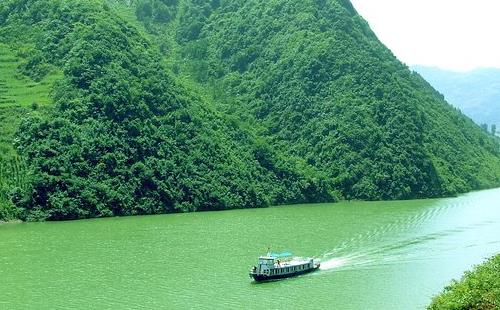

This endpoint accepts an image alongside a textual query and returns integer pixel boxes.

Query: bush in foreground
[428,254,500,310]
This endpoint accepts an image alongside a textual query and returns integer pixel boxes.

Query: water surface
[1,188,500,309]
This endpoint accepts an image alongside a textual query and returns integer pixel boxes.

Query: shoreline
[2,186,500,224]
[0,219,23,225]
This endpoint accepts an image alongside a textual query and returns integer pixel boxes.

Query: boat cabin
[250,252,318,281]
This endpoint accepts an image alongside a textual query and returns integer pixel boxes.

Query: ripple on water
[318,191,500,275]
[1,188,500,309]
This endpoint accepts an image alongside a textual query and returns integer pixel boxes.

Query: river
[1,188,499,309]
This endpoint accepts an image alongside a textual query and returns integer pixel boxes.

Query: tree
[136,1,153,21]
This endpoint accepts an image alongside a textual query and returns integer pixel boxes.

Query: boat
[249,252,320,282]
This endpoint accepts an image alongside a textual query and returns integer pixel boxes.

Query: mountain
[0,0,499,221]
[412,65,500,132]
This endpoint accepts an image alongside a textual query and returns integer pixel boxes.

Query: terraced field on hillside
[0,42,60,217]
[0,43,61,156]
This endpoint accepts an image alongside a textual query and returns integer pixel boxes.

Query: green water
[1,188,500,309]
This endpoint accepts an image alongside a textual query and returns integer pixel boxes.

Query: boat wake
[318,257,349,270]
[318,251,379,272]
[316,197,500,273]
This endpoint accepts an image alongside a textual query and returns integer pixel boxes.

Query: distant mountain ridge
[412,65,500,130]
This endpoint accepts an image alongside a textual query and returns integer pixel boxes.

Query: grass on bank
[428,254,500,310]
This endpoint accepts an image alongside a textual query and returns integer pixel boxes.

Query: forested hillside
[125,0,500,198]
[0,0,499,221]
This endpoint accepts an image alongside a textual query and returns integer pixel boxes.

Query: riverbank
[0,219,22,225]
[3,186,500,223]
[0,201,21,223]
[428,254,500,309]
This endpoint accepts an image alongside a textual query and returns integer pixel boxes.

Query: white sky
[350,0,500,71]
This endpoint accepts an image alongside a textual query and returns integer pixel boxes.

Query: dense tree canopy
[0,0,499,221]
[1,0,335,220]
[133,0,500,199]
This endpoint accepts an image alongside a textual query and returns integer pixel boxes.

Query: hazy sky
[350,0,500,71]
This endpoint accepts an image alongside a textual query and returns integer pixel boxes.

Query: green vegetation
[126,0,500,199]
[0,0,499,221]
[0,42,60,157]
[0,35,61,221]
[0,155,26,220]
[1,0,333,221]
[429,254,500,310]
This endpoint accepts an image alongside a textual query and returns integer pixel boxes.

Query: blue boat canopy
[269,252,292,258]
